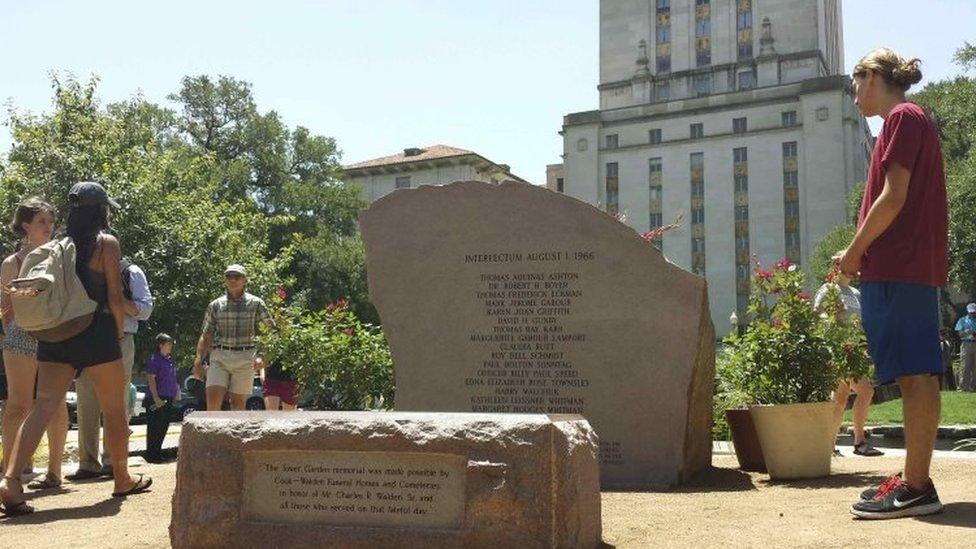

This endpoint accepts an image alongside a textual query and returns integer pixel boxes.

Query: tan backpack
[8,237,98,342]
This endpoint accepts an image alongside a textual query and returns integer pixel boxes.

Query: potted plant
[721,259,841,479]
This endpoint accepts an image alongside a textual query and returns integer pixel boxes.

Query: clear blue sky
[1,1,974,184]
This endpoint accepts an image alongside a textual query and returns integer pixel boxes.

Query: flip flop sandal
[1,500,35,517]
[112,474,153,498]
[27,474,62,490]
[853,442,884,456]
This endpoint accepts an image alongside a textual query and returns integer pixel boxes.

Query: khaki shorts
[207,348,256,395]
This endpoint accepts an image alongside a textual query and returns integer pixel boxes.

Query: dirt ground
[1,455,974,548]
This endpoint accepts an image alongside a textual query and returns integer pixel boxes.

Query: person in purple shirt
[145,333,178,463]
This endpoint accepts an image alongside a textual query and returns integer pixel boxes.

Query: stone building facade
[343,145,527,203]
[554,0,872,334]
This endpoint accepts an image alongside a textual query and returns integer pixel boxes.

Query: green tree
[912,43,976,295]
[167,75,370,317]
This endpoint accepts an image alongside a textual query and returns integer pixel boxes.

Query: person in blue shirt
[955,303,976,391]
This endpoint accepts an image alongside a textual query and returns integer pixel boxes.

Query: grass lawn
[843,390,976,425]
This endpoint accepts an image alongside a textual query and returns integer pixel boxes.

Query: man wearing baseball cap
[192,264,274,410]
[954,303,976,391]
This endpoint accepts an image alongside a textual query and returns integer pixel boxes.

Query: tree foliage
[912,43,976,295]
[0,74,375,369]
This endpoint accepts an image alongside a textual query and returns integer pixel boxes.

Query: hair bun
[894,58,923,88]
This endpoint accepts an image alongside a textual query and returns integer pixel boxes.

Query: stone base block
[170,412,602,549]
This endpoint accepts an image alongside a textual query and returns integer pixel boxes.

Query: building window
[733,147,748,164]
[649,157,664,248]
[783,141,798,158]
[733,145,750,308]
[656,0,671,73]
[656,26,671,44]
[606,162,619,216]
[782,141,800,263]
[693,74,712,96]
[649,128,662,144]
[695,0,711,67]
[690,123,704,139]
[395,176,411,189]
[556,178,564,193]
[605,134,619,149]
[737,0,753,59]
[733,117,747,134]
[690,152,705,276]
[738,71,756,90]
[656,82,671,101]
[782,110,798,127]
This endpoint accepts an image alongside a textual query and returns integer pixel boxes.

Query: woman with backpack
[0,197,69,491]
[0,183,151,516]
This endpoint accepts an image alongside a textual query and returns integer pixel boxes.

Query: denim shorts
[860,282,944,385]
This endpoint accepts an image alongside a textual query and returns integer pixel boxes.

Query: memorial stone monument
[360,181,714,488]
[170,412,601,548]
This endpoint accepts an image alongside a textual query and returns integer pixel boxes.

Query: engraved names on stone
[242,451,465,529]
[464,250,593,416]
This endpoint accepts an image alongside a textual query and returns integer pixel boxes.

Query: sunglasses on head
[225,273,244,280]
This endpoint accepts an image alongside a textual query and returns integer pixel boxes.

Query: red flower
[842,343,854,354]
[342,327,354,336]
[775,258,792,270]
[799,292,811,301]
[757,269,773,281]
[771,318,784,329]
[276,287,288,300]
[825,271,836,283]
[336,298,348,309]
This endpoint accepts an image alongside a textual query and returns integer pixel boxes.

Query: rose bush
[721,258,839,405]
[257,297,394,410]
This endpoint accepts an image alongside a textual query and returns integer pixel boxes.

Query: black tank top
[82,235,109,308]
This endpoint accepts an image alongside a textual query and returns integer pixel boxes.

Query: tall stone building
[554,0,872,334]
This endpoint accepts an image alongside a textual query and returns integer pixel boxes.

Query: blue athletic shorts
[860,282,944,385]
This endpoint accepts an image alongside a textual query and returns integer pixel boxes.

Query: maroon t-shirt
[858,102,948,287]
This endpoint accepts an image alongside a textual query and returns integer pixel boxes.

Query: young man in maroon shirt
[837,48,947,519]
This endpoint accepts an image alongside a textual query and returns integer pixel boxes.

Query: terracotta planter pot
[725,408,766,473]
[749,401,835,480]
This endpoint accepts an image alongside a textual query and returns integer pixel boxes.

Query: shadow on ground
[760,472,889,490]
[604,466,757,494]
[915,502,976,529]
[1,496,124,524]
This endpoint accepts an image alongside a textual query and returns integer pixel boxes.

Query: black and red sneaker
[859,472,901,501]
[851,479,943,519]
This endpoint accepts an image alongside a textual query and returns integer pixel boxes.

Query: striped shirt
[201,292,271,348]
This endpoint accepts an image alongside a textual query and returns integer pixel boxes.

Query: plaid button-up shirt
[201,292,271,348]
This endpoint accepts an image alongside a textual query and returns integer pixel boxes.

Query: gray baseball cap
[224,264,247,276]
[69,181,120,209]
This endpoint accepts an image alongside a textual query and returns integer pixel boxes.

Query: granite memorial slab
[170,411,601,549]
[360,181,714,488]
